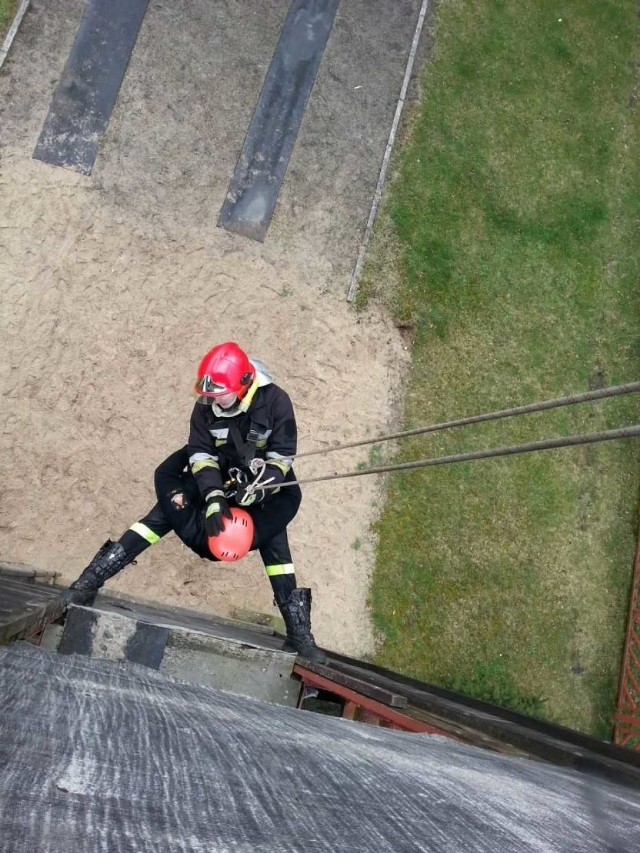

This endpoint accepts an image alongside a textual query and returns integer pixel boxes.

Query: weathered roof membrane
[0,569,64,644]
[2,642,639,852]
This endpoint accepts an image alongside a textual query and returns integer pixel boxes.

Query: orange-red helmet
[194,342,256,406]
[208,508,254,562]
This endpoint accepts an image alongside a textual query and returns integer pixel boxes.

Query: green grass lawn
[0,0,18,42]
[361,0,640,738]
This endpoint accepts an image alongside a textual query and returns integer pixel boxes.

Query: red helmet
[194,342,256,405]
[208,508,254,562]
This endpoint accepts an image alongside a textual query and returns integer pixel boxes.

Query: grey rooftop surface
[2,643,639,852]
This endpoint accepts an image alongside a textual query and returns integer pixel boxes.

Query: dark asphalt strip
[33,0,149,174]
[218,0,339,242]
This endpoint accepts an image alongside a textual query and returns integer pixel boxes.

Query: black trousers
[122,448,301,598]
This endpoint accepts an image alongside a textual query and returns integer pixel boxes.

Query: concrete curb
[346,0,431,302]
[0,0,30,72]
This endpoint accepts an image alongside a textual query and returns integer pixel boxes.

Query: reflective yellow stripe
[191,458,220,474]
[266,459,289,475]
[130,522,161,545]
[264,563,295,577]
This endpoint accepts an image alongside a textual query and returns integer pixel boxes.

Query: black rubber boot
[61,540,134,606]
[277,588,328,664]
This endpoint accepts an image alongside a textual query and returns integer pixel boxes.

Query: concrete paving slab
[58,602,300,705]
[162,629,299,706]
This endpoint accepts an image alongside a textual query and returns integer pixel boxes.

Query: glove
[235,480,265,508]
[205,492,233,537]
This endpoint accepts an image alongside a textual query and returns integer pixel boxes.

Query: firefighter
[61,342,326,663]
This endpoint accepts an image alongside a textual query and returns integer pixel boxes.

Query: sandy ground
[0,0,417,656]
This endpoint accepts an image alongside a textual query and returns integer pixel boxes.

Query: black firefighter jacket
[187,381,297,502]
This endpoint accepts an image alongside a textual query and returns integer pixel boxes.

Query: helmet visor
[194,376,237,408]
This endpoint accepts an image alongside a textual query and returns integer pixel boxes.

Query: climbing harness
[224,458,276,500]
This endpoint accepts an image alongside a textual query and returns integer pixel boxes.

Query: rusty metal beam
[293,663,452,736]
[297,659,408,708]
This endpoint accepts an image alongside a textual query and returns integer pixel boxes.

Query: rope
[264,425,640,490]
[295,381,640,459]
